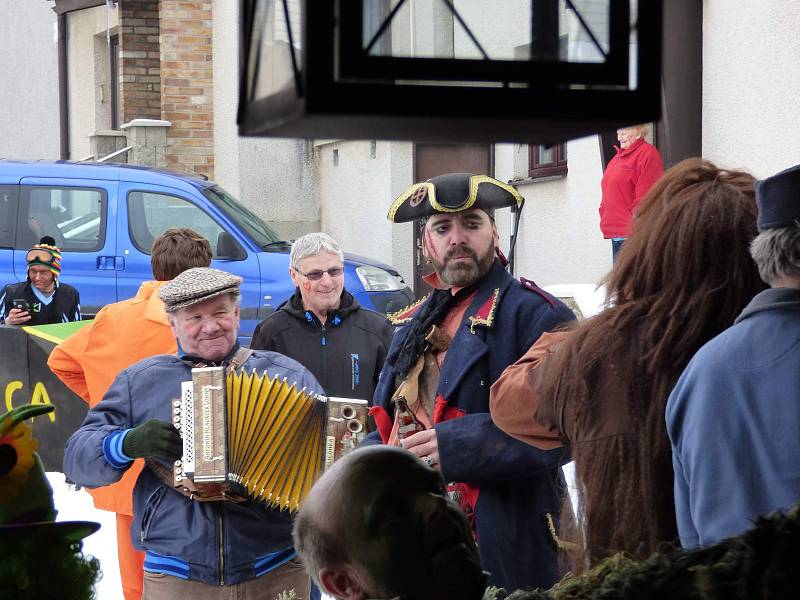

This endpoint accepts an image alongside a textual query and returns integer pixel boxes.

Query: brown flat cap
[159,267,242,312]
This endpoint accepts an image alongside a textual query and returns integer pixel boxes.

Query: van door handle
[97,256,117,270]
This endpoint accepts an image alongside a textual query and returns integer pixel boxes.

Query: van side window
[127,191,228,257]
[0,186,18,248]
[16,187,106,251]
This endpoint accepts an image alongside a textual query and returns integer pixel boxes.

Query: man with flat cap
[365,173,576,591]
[64,267,321,599]
[667,163,800,548]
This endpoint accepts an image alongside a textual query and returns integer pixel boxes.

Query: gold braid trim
[387,294,430,325]
[387,182,436,222]
[468,288,500,334]
[546,512,579,552]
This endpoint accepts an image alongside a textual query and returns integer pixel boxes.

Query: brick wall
[160,0,215,179]
[119,0,161,122]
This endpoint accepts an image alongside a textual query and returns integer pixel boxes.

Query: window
[0,186,18,248]
[16,187,106,251]
[529,143,568,179]
[127,191,228,257]
[110,35,121,129]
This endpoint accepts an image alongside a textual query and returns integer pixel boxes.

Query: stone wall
[161,0,215,179]
[119,0,161,121]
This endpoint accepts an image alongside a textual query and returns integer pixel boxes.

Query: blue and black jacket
[64,349,321,586]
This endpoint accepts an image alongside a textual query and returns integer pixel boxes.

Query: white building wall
[506,137,611,287]
[67,6,118,160]
[317,140,415,283]
[0,0,59,159]
[703,0,800,178]
[212,0,319,241]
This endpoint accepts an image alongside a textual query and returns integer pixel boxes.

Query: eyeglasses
[298,267,344,281]
[26,248,57,264]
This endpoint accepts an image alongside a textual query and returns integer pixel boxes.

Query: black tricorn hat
[388,173,524,223]
[756,164,800,231]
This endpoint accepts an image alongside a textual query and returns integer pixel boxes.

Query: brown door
[412,143,493,298]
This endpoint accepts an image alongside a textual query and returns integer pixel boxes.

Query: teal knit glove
[122,419,182,462]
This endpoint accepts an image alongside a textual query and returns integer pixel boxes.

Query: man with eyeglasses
[0,236,81,326]
[251,232,394,404]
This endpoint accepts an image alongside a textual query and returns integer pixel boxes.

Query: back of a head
[150,228,213,281]
[609,158,764,313]
[290,232,343,270]
[294,447,485,600]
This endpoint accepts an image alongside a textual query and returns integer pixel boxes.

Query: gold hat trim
[387,176,523,222]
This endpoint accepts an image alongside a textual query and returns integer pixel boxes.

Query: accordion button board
[172,366,368,512]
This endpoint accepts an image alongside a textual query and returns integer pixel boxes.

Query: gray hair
[292,509,349,587]
[749,223,800,285]
[290,232,344,271]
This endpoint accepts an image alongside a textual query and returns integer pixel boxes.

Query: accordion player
[169,365,368,511]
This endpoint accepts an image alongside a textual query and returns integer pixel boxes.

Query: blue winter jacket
[365,261,576,592]
[63,348,321,585]
[667,288,800,548]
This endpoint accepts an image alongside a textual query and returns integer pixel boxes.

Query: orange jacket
[48,281,177,515]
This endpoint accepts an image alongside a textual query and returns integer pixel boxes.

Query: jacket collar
[389,260,511,331]
[137,280,171,325]
[178,342,241,367]
[281,287,359,326]
[734,287,800,324]
[614,136,646,156]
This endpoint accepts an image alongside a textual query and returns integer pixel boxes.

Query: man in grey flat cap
[65,267,322,599]
[667,164,800,549]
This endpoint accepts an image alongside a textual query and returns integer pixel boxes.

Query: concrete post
[121,118,171,168]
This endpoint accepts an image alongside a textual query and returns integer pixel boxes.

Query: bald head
[294,446,485,600]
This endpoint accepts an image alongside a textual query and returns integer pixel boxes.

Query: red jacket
[599,137,663,238]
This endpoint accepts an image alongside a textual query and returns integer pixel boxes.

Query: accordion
[171,366,367,511]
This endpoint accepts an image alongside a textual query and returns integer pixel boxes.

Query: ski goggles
[26,246,62,276]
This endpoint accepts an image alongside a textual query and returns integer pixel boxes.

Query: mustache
[444,247,477,261]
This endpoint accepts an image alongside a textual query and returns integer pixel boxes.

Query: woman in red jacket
[600,124,663,260]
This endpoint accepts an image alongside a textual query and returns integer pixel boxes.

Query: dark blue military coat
[366,261,576,591]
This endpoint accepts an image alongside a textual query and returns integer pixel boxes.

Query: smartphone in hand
[12,299,30,313]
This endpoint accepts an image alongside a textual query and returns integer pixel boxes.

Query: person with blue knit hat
[0,235,81,326]
[667,163,800,548]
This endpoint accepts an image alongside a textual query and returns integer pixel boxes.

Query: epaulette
[387,294,430,325]
[519,277,556,307]
[468,288,500,334]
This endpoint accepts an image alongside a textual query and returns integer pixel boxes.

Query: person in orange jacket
[48,228,212,600]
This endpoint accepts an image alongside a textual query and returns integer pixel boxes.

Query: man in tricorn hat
[65,267,321,599]
[365,173,576,591]
[667,163,800,548]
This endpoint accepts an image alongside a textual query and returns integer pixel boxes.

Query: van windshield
[202,186,284,247]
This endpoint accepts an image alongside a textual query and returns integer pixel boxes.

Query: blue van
[0,161,413,341]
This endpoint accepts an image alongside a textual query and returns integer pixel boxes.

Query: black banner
[0,325,88,471]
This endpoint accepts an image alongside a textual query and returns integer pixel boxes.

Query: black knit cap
[755,164,800,231]
[387,173,524,223]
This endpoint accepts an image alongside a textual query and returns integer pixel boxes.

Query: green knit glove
[122,419,182,462]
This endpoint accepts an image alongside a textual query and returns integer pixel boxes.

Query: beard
[434,244,496,287]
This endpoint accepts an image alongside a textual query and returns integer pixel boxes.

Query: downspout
[58,14,70,160]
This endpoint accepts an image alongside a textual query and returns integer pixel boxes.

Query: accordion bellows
[174,366,366,512]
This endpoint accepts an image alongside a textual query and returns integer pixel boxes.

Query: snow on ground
[48,472,123,600]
